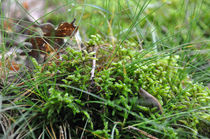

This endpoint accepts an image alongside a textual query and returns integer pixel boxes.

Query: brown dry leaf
[8,61,21,71]
[55,19,78,37]
[54,19,78,46]
[26,37,46,59]
[25,19,78,62]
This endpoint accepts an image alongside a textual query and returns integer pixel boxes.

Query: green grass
[0,0,210,138]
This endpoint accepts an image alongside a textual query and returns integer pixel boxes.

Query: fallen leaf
[0,61,20,72]
[26,37,46,59]
[55,19,78,37]
[25,19,78,62]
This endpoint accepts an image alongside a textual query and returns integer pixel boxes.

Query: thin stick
[127,126,158,139]
[90,46,98,81]
[50,122,57,139]
[46,126,54,139]
[59,125,64,139]
[67,123,72,139]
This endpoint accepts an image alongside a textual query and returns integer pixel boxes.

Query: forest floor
[0,0,209,138]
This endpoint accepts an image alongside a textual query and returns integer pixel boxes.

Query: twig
[87,45,99,108]
[127,126,158,139]
[90,45,98,81]
[46,126,54,139]
[62,123,67,139]
[59,125,64,139]
[67,123,72,139]
[50,122,57,139]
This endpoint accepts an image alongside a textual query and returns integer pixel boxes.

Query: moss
[21,34,210,138]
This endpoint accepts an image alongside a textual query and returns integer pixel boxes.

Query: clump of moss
[16,34,209,138]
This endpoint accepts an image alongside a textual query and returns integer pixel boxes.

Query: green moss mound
[9,35,210,138]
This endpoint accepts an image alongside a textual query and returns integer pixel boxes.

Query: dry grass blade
[46,125,54,139]
[0,113,13,136]
[59,125,64,139]
[127,126,158,139]
[50,122,57,139]
[13,87,34,102]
